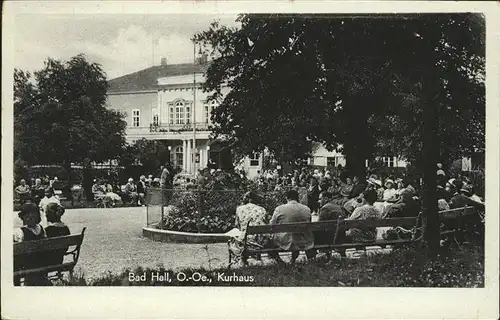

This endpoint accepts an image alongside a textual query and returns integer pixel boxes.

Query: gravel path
[13,207,228,281]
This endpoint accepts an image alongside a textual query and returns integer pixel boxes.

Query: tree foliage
[195,14,484,176]
[14,54,127,172]
[196,14,485,256]
[119,139,176,175]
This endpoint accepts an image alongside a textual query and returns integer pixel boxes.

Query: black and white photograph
[2,1,499,319]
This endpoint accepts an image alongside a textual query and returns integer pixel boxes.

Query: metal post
[192,39,197,176]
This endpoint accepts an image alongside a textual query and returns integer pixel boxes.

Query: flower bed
[154,172,289,233]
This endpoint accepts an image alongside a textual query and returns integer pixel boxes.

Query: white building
[106,59,414,177]
[107,60,263,177]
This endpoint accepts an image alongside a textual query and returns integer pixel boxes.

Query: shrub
[161,189,245,233]
[158,180,288,233]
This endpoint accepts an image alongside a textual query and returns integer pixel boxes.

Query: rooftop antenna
[152,33,155,66]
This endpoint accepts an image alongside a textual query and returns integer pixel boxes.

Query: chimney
[160,57,167,66]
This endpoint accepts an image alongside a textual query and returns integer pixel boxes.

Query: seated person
[395,179,406,197]
[15,179,31,203]
[31,178,45,204]
[383,179,399,202]
[384,188,419,218]
[437,186,450,211]
[13,203,49,286]
[451,184,485,211]
[44,203,71,265]
[39,188,61,222]
[343,195,363,216]
[268,190,315,264]
[92,179,105,197]
[336,189,380,256]
[447,180,482,210]
[339,177,353,198]
[124,178,139,204]
[349,175,367,199]
[373,179,400,217]
[314,191,348,260]
[227,191,269,264]
[104,183,122,206]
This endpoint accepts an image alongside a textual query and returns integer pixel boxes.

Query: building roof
[108,63,208,93]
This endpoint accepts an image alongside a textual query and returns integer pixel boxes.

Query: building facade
[107,61,263,177]
[106,61,416,177]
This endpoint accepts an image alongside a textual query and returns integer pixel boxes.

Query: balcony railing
[149,122,211,133]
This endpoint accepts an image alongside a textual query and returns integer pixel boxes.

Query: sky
[14,14,240,80]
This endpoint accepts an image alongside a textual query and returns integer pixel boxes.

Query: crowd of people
[227,163,485,264]
[13,161,485,280]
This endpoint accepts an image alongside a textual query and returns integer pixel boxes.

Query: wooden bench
[328,216,421,254]
[14,227,87,285]
[438,206,476,244]
[234,216,420,264]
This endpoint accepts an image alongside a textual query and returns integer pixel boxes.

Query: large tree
[196,14,484,256]
[14,54,127,181]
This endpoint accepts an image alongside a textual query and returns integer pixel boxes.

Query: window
[175,101,185,124]
[152,108,159,126]
[383,156,394,167]
[168,103,174,124]
[132,109,140,127]
[186,105,191,124]
[171,100,192,125]
[327,157,335,168]
[204,100,217,124]
[175,146,184,168]
[250,152,260,167]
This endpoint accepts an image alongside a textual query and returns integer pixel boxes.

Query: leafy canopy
[14,54,127,167]
[195,14,484,172]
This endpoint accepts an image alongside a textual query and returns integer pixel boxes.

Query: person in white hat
[383,179,398,202]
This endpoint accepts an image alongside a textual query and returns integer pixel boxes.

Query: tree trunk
[344,145,367,179]
[342,97,372,179]
[421,96,440,258]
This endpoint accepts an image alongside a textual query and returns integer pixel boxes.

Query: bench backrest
[439,206,475,220]
[338,217,419,230]
[14,227,86,256]
[246,220,338,235]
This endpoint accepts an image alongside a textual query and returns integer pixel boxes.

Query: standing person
[437,163,447,186]
[15,179,31,204]
[268,190,315,264]
[137,175,147,206]
[307,176,321,214]
[160,165,171,205]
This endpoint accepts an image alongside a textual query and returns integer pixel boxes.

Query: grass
[60,242,484,287]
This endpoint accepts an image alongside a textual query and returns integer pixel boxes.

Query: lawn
[65,242,484,287]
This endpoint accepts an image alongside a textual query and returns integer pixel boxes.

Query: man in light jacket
[269,189,315,264]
